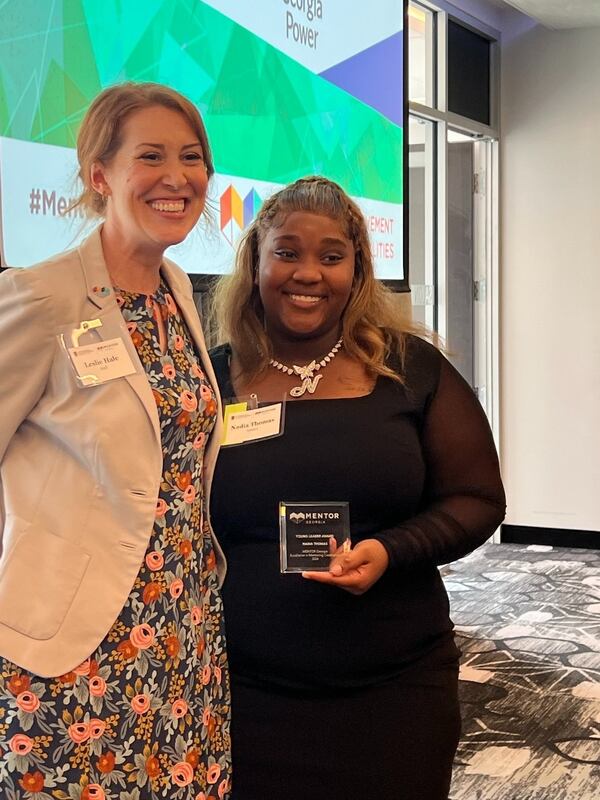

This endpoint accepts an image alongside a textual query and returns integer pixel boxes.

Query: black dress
[210,335,505,800]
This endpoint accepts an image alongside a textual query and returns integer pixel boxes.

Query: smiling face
[91,104,208,259]
[257,211,355,351]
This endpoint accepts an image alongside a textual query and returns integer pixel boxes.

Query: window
[408,2,435,106]
[408,0,500,442]
[408,115,436,329]
[447,20,491,125]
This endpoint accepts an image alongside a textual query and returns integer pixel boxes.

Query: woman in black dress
[209,176,505,800]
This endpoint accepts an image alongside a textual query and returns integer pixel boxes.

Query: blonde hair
[72,82,214,218]
[212,175,422,383]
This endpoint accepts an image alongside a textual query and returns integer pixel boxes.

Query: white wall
[500,24,600,531]
[445,0,516,31]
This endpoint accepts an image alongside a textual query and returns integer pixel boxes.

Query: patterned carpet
[445,543,600,799]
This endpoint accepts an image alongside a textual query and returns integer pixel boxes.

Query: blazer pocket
[0,525,90,640]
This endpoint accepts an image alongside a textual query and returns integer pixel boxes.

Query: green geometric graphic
[0,0,402,203]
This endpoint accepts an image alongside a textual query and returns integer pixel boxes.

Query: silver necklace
[269,337,343,397]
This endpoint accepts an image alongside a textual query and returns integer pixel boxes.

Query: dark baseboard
[501,524,600,550]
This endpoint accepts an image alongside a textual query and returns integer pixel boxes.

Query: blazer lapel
[76,228,162,448]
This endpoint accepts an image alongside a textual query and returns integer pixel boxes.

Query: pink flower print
[191,362,204,380]
[201,665,211,685]
[174,334,185,351]
[16,691,40,713]
[199,384,212,402]
[89,719,106,740]
[9,733,33,755]
[196,794,208,800]
[155,498,168,518]
[207,763,221,785]
[180,390,198,413]
[171,761,194,787]
[171,698,188,719]
[131,694,151,715]
[165,293,178,315]
[89,676,107,697]
[115,294,125,308]
[68,721,91,743]
[191,605,202,625]
[169,578,184,599]
[130,623,155,650]
[84,786,106,800]
[218,778,230,799]
[74,658,91,676]
[202,707,212,727]
[192,432,206,450]
[162,362,176,380]
[126,321,137,335]
[183,484,196,504]
[214,665,222,685]
[146,550,164,571]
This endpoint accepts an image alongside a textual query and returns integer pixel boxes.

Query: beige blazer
[0,228,225,678]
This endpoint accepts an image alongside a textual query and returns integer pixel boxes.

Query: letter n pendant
[290,374,323,397]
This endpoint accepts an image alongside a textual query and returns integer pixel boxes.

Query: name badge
[68,337,137,386]
[222,402,283,446]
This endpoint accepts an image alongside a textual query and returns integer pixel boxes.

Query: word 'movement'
[283,0,323,50]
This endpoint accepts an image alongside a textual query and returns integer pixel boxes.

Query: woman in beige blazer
[0,84,231,799]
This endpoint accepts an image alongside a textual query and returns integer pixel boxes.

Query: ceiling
[496,0,600,29]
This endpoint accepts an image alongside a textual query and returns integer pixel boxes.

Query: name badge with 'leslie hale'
[68,338,137,387]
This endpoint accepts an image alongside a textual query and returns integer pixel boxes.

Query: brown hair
[72,82,214,218]
[212,175,423,383]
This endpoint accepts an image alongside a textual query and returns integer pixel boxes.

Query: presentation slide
[0,0,404,281]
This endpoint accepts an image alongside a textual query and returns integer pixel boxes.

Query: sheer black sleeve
[373,338,506,569]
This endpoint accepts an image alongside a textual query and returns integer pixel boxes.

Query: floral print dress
[0,281,231,800]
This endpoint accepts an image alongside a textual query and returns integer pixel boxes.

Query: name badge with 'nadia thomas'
[279,501,351,573]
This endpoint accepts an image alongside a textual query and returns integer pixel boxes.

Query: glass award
[279,501,351,573]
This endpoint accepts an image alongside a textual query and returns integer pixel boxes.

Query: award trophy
[279,501,351,573]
